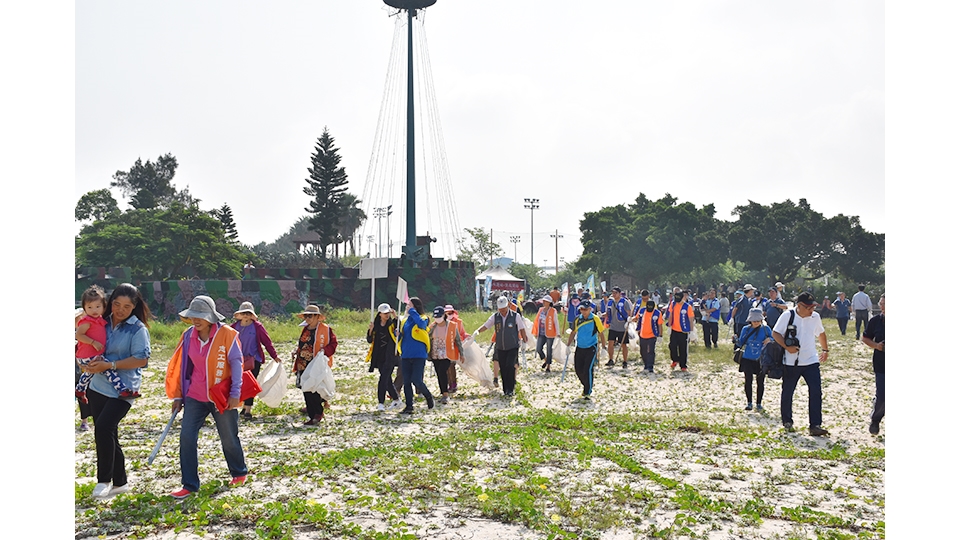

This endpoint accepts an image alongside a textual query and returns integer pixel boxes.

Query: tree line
[75,127,366,280]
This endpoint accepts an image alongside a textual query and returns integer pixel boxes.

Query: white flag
[396,277,409,303]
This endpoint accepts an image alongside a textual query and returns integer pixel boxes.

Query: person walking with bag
[532,296,560,372]
[293,305,338,425]
[773,292,830,436]
[443,305,467,393]
[428,306,464,405]
[166,296,248,499]
[230,302,280,419]
[736,308,773,411]
[474,296,528,397]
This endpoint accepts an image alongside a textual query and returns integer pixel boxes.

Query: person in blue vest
[632,300,662,374]
[605,287,633,368]
[700,289,721,349]
[665,291,695,373]
[474,296,528,397]
[566,301,607,399]
[730,285,759,340]
[832,291,852,336]
[737,308,773,411]
[763,287,787,328]
[565,294,581,335]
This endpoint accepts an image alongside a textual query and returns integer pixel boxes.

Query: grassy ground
[75,310,884,539]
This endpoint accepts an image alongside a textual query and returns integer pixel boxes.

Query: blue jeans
[179,397,248,492]
[401,358,432,409]
[780,363,823,427]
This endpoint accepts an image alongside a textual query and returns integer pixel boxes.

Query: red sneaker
[170,488,192,499]
[229,475,247,486]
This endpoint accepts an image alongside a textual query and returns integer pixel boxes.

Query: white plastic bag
[256,360,288,408]
[523,318,537,349]
[551,337,568,361]
[460,336,496,389]
[300,355,336,400]
[627,320,638,341]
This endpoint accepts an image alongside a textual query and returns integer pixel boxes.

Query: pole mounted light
[523,198,539,265]
[509,235,520,264]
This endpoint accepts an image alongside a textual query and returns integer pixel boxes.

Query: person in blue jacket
[737,308,773,411]
[398,297,434,415]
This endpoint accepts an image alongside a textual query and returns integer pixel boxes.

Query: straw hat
[297,305,324,319]
[234,301,258,320]
[179,295,224,324]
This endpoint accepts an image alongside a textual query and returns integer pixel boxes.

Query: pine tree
[213,203,239,243]
[303,127,349,257]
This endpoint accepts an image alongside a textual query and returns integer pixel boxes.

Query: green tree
[727,198,857,284]
[75,189,120,222]
[76,203,244,279]
[335,193,366,258]
[212,203,239,243]
[110,153,180,209]
[833,216,885,284]
[577,193,727,285]
[303,128,349,257]
[457,227,504,270]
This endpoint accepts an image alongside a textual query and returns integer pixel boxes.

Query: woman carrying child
[230,302,281,419]
[81,283,152,499]
[76,286,138,403]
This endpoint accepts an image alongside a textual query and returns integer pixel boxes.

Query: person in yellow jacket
[532,296,561,372]
[165,296,247,499]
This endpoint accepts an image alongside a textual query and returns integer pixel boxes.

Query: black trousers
[639,337,657,371]
[744,371,766,405]
[574,345,597,396]
[855,310,870,338]
[702,321,718,347]
[303,391,325,418]
[497,348,519,394]
[431,359,452,394]
[88,390,132,486]
[669,331,688,368]
[377,358,400,404]
[871,372,885,424]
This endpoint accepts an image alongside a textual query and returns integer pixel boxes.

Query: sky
[74,0,884,267]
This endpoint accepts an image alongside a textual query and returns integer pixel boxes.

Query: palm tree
[336,193,366,257]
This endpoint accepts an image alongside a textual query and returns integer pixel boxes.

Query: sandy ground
[75,324,884,539]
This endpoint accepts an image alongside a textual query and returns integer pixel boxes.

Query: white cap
[496,296,509,309]
[377,303,392,314]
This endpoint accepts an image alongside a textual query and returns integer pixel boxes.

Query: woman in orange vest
[443,304,467,393]
[532,296,561,372]
[293,305,338,426]
[428,306,465,405]
[165,296,247,499]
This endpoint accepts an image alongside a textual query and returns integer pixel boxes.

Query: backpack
[760,310,796,380]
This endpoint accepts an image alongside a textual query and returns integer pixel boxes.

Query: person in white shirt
[773,292,830,436]
[851,285,872,340]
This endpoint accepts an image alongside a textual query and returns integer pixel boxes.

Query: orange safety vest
[311,323,334,367]
[531,307,558,338]
[165,324,241,401]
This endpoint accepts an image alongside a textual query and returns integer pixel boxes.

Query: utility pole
[523,198,539,265]
[550,229,563,275]
[510,235,520,264]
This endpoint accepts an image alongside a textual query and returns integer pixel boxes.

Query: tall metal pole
[523,198,539,265]
[404,7,417,257]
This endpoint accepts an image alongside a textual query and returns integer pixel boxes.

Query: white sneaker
[376,403,386,412]
[389,400,402,409]
[109,483,131,496]
[92,482,112,499]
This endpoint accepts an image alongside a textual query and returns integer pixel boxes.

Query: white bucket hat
[179,295,224,324]
[234,301,258,320]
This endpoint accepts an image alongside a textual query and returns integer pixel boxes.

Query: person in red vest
[532,296,561,372]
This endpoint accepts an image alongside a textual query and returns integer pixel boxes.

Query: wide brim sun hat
[234,301,258,320]
[179,295,224,324]
[298,305,323,318]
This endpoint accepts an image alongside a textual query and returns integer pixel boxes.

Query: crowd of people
[75,280,883,501]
